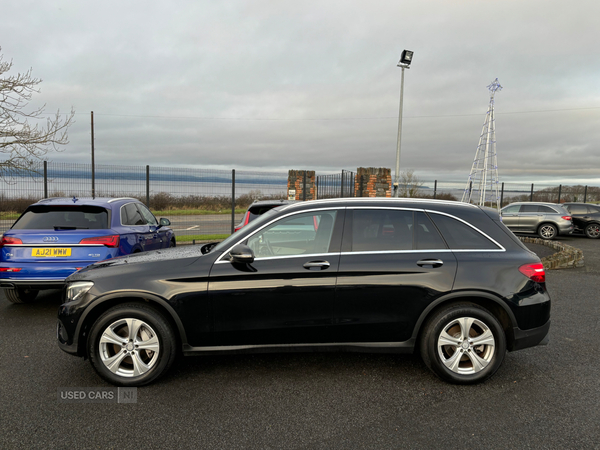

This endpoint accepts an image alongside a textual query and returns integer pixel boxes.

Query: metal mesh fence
[2,162,600,239]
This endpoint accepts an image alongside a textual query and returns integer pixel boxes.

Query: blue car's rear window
[11,206,109,230]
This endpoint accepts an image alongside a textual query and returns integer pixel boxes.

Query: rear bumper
[510,319,551,351]
[1,278,66,290]
[0,262,84,289]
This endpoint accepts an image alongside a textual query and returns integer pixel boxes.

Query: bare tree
[0,47,75,178]
[398,169,423,198]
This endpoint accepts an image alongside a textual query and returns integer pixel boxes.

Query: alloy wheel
[539,224,557,239]
[585,224,600,239]
[436,317,496,375]
[99,318,160,377]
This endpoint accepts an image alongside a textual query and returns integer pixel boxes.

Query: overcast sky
[3,0,600,184]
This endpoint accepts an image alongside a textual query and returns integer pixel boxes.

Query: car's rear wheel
[420,303,506,384]
[88,303,177,386]
[538,223,557,240]
[585,223,600,239]
[4,287,39,304]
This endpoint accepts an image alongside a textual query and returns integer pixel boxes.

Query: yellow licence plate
[32,248,72,257]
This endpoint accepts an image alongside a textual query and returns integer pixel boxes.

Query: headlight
[65,281,94,303]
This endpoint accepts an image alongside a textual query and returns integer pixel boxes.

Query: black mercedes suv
[57,198,550,386]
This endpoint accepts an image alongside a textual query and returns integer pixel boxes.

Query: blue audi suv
[0,197,175,303]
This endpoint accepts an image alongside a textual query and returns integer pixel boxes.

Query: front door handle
[303,260,330,270]
[417,259,444,268]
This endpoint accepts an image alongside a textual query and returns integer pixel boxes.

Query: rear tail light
[234,212,251,232]
[519,263,545,283]
[79,235,120,247]
[1,236,23,247]
[0,268,22,272]
[561,216,572,221]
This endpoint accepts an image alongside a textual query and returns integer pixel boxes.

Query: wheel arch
[411,291,518,353]
[75,292,188,357]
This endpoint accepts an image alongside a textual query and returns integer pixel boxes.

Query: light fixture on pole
[393,50,414,197]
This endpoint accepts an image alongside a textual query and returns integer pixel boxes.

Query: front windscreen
[11,205,109,230]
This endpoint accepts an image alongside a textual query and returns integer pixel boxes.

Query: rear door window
[415,212,447,250]
[11,206,109,230]
[520,205,539,213]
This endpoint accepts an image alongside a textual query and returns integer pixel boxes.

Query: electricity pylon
[462,78,502,210]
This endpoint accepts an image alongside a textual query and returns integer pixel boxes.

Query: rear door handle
[303,260,330,270]
[417,259,444,268]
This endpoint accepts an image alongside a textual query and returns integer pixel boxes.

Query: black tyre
[88,303,177,386]
[420,303,506,384]
[584,223,600,239]
[538,223,557,240]
[169,239,176,248]
[4,287,39,304]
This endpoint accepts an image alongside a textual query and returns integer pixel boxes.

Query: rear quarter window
[11,206,109,230]
[429,213,500,250]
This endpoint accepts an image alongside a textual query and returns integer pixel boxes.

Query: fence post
[43,161,48,199]
[557,185,562,203]
[146,165,150,207]
[433,180,437,199]
[530,183,534,202]
[302,171,307,201]
[500,182,504,208]
[469,181,472,198]
[231,170,236,234]
[340,171,344,198]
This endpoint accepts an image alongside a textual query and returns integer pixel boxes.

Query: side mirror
[229,244,255,264]
[158,218,171,228]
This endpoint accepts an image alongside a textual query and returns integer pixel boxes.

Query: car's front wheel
[538,223,557,240]
[88,303,177,386]
[585,223,600,239]
[4,287,39,304]
[420,303,506,384]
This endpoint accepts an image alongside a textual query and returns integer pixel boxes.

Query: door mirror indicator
[229,244,255,264]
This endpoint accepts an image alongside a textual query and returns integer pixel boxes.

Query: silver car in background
[500,202,573,240]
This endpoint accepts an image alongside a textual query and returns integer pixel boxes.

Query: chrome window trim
[215,205,505,262]
[215,252,340,264]
[340,250,454,256]
[345,206,505,252]
[215,207,346,263]
[423,209,506,251]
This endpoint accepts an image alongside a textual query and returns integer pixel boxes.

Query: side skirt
[182,340,416,356]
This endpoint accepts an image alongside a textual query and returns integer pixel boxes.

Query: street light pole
[393,50,414,197]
